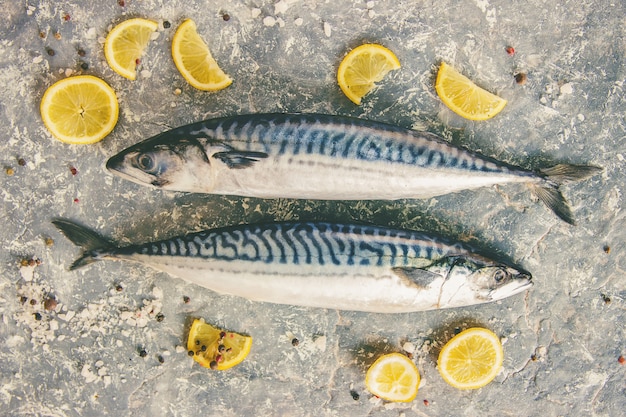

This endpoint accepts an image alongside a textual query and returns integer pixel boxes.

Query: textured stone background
[1,0,624,416]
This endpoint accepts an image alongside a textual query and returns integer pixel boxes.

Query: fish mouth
[105,151,157,187]
[105,151,127,174]
[489,268,534,301]
[490,270,533,300]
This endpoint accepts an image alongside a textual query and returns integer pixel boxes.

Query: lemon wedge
[187,319,252,370]
[437,327,504,390]
[435,62,507,121]
[172,19,232,91]
[337,43,401,105]
[40,75,119,144]
[104,18,158,80]
[365,353,420,402]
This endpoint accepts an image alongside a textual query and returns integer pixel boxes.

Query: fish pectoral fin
[213,147,269,169]
[392,267,440,289]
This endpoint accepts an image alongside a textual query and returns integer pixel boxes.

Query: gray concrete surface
[1,0,624,416]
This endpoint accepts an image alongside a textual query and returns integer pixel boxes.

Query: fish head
[106,134,214,192]
[437,257,532,309]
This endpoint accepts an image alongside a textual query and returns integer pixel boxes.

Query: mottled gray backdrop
[1,0,624,416]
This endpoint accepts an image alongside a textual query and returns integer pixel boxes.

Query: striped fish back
[187,113,525,175]
[118,222,475,268]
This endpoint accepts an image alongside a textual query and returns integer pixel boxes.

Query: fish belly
[135,256,440,313]
[212,155,529,200]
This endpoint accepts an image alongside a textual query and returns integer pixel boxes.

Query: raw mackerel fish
[106,113,601,224]
[53,220,532,313]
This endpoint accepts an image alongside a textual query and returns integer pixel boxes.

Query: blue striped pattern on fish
[119,222,468,268]
[53,219,533,313]
[187,114,511,173]
[106,113,601,224]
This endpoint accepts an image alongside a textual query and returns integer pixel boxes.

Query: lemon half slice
[40,75,119,144]
[337,43,401,105]
[365,353,420,402]
[437,327,504,390]
[187,319,252,370]
[435,62,507,121]
[172,19,232,91]
[104,18,158,80]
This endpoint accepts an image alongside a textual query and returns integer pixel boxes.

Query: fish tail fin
[539,164,603,185]
[52,219,113,270]
[532,164,602,225]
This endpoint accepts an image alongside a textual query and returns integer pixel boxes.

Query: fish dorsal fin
[212,145,269,169]
[392,266,441,289]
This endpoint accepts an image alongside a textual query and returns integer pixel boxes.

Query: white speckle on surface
[33,56,43,64]
[367,1,375,8]
[474,0,497,27]
[274,0,289,14]
[313,335,327,351]
[577,113,585,121]
[560,83,573,95]
[81,364,98,384]
[323,22,331,37]
[140,70,152,78]
[263,16,276,27]
[402,342,416,353]
[86,27,97,39]
[294,17,303,26]
[5,335,25,348]
[19,265,35,282]
[251,8,262,18]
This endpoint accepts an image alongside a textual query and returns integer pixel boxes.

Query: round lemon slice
[435,62,507,121]
[40,75,119,144]
[187,319,252,370]
[104,18,158,80]
[365,353,420,402]
[337,43,401,105]
[172,19,232,91]
[437,327,504,390]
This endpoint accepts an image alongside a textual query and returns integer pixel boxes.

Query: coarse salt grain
[323,22,331,37]
[274,0,289,14]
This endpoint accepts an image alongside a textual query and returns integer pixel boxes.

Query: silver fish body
[106,113,601,224]
[53,220,532,313]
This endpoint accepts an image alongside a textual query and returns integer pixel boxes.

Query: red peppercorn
[70,166,77,175]
[118,0,126,6]
[135,58,141,65]
[63,13,71,22]
[423,399,430,406]
[73,198,79,203]
[506,46,515,56]
[619,355,625,365]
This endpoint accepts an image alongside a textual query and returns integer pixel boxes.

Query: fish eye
[136,153,156,173]
[493,269,508,282]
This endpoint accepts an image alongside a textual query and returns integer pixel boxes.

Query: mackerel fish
[53,220,532,313]
[106,113,601,225]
